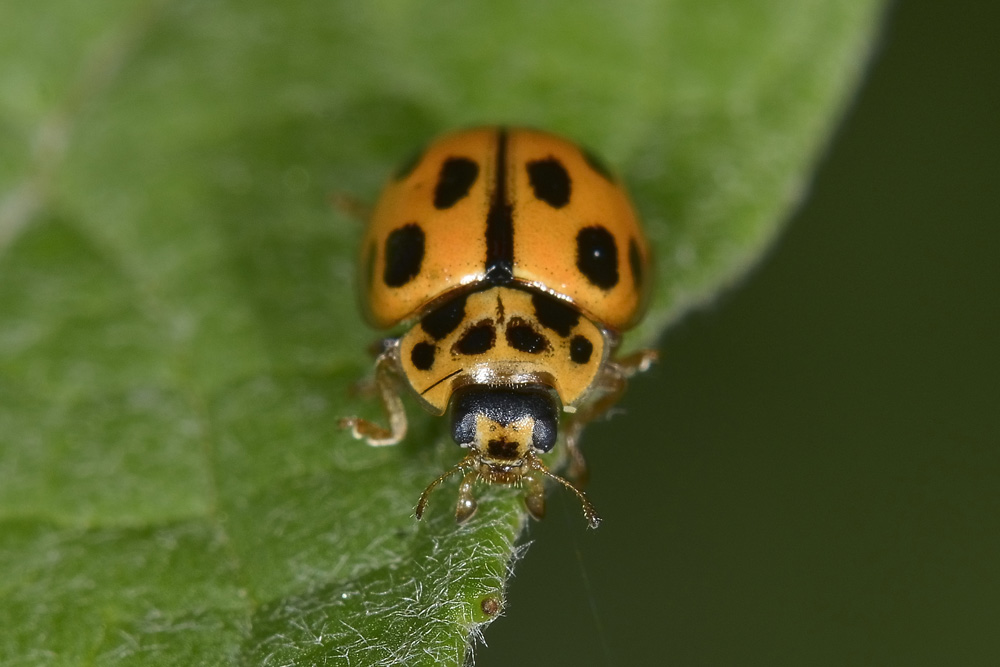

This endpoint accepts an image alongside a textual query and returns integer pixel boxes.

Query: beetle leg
[339,344,408,447]
[563,367,624,486]
[523,471,547,521]
[563,348,658,484]
[329,191,372,223]
[415,456,472,520]
[455,471,480,523]
[615,348,659,377]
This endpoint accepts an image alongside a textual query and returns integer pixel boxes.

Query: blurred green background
[482,2,1000,665]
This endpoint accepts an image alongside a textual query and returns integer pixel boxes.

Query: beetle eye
[530,410,557,452]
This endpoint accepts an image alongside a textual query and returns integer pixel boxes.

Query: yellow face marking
[474,413,535,460]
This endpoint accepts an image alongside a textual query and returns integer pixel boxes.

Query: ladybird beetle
[341,127,656,528]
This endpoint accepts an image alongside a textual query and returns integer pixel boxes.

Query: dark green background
[484,2,999,665]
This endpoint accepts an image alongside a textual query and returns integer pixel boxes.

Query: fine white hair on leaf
[246,488,529,666]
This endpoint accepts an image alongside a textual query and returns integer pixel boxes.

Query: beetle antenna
[537,467,602,529]
[415,459,468,520]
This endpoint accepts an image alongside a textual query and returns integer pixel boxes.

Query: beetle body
[342,127,656,527]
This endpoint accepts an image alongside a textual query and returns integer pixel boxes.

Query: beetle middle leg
[563,348,658,484]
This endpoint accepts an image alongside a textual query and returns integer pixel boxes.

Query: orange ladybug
[341,127,656,527]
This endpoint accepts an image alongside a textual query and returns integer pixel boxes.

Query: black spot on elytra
[421,294,468,340]
[434,157,479,209]
[506,319,549,354]
[383,223,425,287]
[454,322,496,355]
[576,225,619,289]
[527,158,571,208]
[532,292,580,337]
[487,439,520,460]
[394,145,426,180]
[582,147,614,181]
[629,238,643,289]
[410,341,436,370]
[570,335,593,365]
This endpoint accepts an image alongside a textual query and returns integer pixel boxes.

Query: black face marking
[527,157,571,208]
[453,322,496,355]
[433,157,479,209]
[487,439,520,460]
[531,292,580,337]
[495,295,506,324]
[383,223,425,287]
[628,238,643,290]
[576,225,619,289]
[485,129,514,284]
[450,386,558,452]
[506,319,550,354]
[421,294,468,340]
[394,145,426,180]
[410,341,436,370]
[569,335,593,365]
[582,147,614,181]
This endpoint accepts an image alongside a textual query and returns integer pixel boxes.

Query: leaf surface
[0,1,884,664]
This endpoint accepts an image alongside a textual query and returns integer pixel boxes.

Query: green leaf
[0,1,884,664]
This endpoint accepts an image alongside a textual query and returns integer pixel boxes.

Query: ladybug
[341,127,656,528]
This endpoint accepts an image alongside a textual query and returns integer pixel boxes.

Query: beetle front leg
[339,343,408,447]
[455,471,480,523]
[522,471,547,521]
